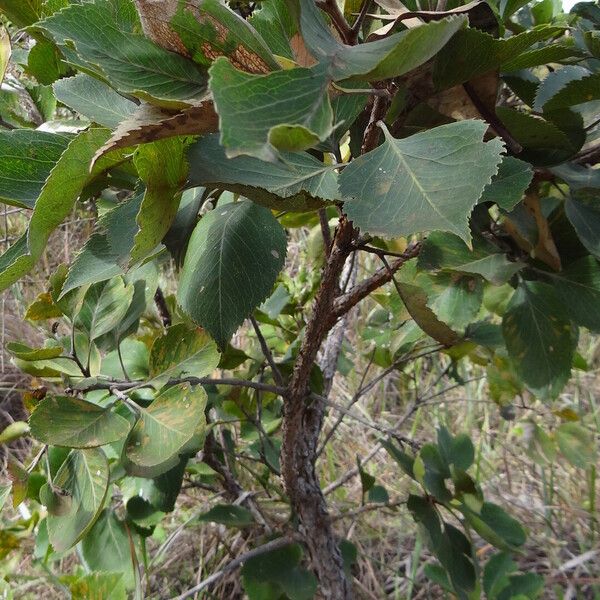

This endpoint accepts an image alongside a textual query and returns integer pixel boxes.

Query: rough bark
[281,218,356,599]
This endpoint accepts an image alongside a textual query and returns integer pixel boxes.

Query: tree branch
[332,243,421,320]
[349,0,373,44]
[250,315,284,387]
[316,0,353,44]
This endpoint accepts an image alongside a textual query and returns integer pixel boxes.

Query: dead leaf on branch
[91,100,219,168]
[133,0,276,75]
[133,0,190,56]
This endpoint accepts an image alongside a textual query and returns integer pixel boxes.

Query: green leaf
[552,256,600,332]
[541,71,600,111]
[358,460,376,494]
[461,501,526,551]
[497,573,544,600]
[62,193,144,292]
[556,422,595,469]
[148,323,220,385]
[368,484,390,503]
[45,448,109,552]
[6,341,63,361]
[394,260,460,346]
[418,443,452,502]
[381,439,415,478]
[501,43,583,72]
[124,382,207,476]
[551,163,600,191]
[0,0,41,27]
[565,192,600,257]
[39,483,73,516]
[75,277,134,340]
[483,552,517,598]
[0,130,70,209]
[38,0,208,107]
[417,271,483,331]
[0,421,29,445]
[53,73,137,128]
[419,231,524,285]
[241,543,318,600]
[67,573,126,600]
[178,201,287,349]
[479,156,534,211]
[340,121,503,244]
[495,107,578,165]
[125,457,187,518]
[130,138,188,266]
[27,37,66,86]
[171,0,280,73]
[437,429,475,471]
[533,66,589,111]
[500,0,530,19]
[209,58,333,161]
[187,134,337,211]
[407,494,443,549]
[81,510,137,589]
[0,128,123,292]
[102,338,149,381]
[29,396,130,448]
[433,25,564,89]
[502,281,575,394]
[300,0,466,81]
[0,26,9,85]
[163,187,205,265]
[248,0,296,60]
[198,504,255,527]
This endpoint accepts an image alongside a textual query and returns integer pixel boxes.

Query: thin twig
[331,499,405,521]
[361,95,389,155]
[310,392,416,445]
[250,316,285,387]
[85,377,285,395]
[356,244,414,259]
[317,350,375,458]
[349,0,373,43]
[316,0,353,43]
[332,243,421,320]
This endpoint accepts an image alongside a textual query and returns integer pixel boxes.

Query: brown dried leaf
[524,192,562,271]
[133,0,191,56]
[92,100,219,167]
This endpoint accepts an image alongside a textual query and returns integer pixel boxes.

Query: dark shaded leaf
[178,201,287,348]
[502,281,575,394]
[198,504,255,527]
